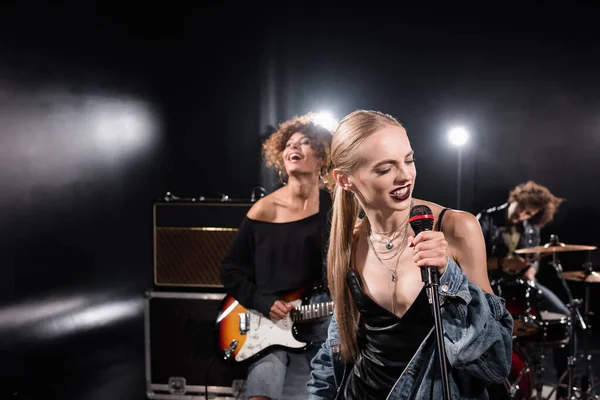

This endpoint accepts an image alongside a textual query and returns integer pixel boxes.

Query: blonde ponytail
[327,184,360,361]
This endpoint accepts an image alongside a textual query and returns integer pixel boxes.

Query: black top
[343,268,434,400]
[220,189,332,317]
[342,207,451,399]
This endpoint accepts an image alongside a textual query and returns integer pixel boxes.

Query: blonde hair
[328,110,403,362]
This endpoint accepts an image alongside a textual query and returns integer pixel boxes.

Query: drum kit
[489,235,599,400]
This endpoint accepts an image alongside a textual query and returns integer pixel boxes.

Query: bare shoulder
[442,209,480,229]
[439,209,492,292]
[414,199,491,291]
[247,191,279,222]
[412,199,481,238]
[439,209,483,240]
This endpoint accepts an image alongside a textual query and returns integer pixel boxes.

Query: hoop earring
[278,170,287,185]
[319,173,328,184]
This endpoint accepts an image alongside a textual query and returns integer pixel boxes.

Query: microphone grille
[409,204,434,234]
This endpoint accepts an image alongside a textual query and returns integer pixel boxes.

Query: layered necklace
[370,218,407,250]
[366,205,412,315]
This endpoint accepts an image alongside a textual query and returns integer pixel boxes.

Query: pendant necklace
[370,205,412,250]
[367,220,410,315]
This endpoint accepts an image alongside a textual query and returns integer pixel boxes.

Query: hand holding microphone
[409,205,448,282]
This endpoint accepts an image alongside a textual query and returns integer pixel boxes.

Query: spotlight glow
[447,126,469,147]
[312,111,338,132]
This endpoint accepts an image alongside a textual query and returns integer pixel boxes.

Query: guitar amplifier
[153,200,252,288]
[145,291,247,399]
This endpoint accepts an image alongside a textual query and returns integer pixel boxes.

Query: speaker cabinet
[153,201,251,288]
[144,291,247,399]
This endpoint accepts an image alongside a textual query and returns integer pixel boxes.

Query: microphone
[409,204,439,286]
[409,204,452,400]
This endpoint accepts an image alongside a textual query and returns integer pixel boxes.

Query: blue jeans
[537,282,569,315]
[246,351,309,400]
[246,292,331,399]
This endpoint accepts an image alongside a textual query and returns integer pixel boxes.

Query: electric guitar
[215,286,334,364]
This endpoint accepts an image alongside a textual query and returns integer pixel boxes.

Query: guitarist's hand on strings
[269,300,294,321]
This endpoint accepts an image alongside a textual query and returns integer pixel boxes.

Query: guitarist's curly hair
[261,112,334,191]
[508,181,565,227]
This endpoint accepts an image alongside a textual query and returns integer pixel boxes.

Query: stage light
[92,99,158,155]
[447,126,469,147]
[446,126,470,210]
[312,111,338,132]
[0,292,142,341]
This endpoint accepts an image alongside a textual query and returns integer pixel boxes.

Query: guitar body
[215,286,332,364]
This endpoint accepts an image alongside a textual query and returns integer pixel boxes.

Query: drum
[520,311,570,348]
[488,348,533,400]
[491,278,541,337]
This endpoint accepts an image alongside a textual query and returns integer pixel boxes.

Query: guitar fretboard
[290,301,334,322]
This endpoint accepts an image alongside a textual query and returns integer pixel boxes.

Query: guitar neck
[290,301,334,322]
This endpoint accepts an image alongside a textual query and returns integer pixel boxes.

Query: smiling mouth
[289,154,303,161]
[390,185,411,201]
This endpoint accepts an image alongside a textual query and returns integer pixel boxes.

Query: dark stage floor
[1,299,599,400]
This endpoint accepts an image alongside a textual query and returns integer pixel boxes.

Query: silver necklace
[367,223,410,316]
[367,221,410,283]
[370,225,404,250]
[369,203,412,250]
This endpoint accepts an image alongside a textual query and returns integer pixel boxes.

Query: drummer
[476,180,569,399]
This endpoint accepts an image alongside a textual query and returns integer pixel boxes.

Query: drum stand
[529,254,583,400]
[547,240,598,399]
[557,259,599,400]
[530,346,546,400]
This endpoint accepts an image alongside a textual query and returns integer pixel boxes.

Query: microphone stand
[422,266,451,400]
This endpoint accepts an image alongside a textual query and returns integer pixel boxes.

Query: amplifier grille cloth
[155,228,237,287]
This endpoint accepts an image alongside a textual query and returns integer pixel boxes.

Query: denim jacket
[307,257,514,400]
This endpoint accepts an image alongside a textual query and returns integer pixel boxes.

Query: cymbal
[514,242,597,255]
[563,271,600,283]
